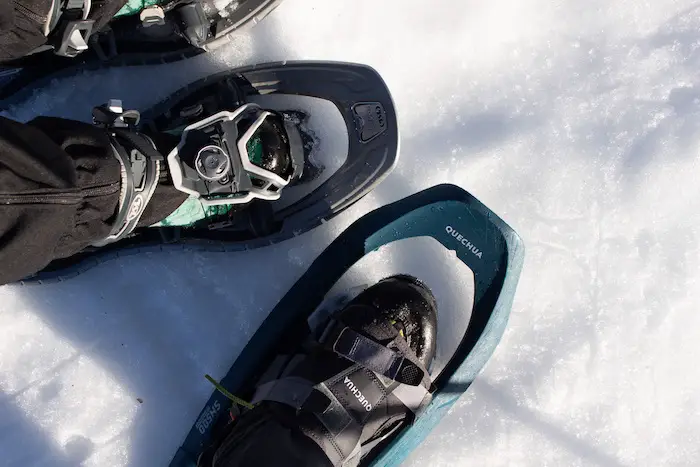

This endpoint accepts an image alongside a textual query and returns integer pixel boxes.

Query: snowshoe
[21,61,399,284]
[171,183,524,467]
[0,0,283,107]
[196,274,438,467]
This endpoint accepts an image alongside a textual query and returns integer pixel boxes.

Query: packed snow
[2,0,700,465]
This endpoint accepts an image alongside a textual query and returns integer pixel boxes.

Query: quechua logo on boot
[445,225,483,258]
[344,376,372,411]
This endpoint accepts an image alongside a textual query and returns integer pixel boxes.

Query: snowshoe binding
[196,275,438,467]
[0,0,283,107]
[172,184,524,467]
[22,61,399,284]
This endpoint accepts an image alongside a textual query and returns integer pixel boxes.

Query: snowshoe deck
[21,61,399,284]
[0,0,283,109]
[171,183,524,467]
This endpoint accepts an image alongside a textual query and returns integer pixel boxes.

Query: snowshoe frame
[20,61,399,284]
[170,183,524,467]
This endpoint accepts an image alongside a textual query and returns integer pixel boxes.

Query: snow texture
[2,0,700,465]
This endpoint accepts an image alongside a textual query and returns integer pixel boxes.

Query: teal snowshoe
[171,184,524,466]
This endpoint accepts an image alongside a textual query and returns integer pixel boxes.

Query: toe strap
[325,326,427,386]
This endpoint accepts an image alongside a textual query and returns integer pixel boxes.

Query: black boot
[208,275,438,467]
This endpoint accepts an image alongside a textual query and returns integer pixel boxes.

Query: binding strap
[92,130,162,247]
[326,326,427,386]
[48,0,95,57]
[252,328,434,466]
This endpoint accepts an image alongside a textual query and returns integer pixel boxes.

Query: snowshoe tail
[171,183,524,467]
[21,61,399,284]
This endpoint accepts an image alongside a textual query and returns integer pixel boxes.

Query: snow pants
[0,116,186,285]
[0,0,126,62]
[0,0,131,283]
[0,116,336,465]
[1,3,334,465]
[0,116,125,284]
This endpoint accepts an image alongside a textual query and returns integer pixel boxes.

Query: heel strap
[92,130,162,247]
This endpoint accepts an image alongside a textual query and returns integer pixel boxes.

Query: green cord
[204,374,255,410]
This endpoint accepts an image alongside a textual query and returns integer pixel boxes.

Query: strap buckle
[51,0,94,57]
[91,101,162,247]
[140,6,166,27]
[54,19,94,57]
[330,326,427,386]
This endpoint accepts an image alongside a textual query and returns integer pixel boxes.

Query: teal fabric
[153,196,235,228]
[115,0,162,17]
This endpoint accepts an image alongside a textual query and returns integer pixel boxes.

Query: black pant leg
[0,0,128,63]
[0,116,121,284]
[0,0,51,62]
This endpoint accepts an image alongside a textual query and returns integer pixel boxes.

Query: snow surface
[2,0,700,465]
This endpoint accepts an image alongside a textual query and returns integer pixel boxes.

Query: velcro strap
[251,377,321,412]
[331,327,426,386]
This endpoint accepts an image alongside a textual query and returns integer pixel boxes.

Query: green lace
[205,374,255,410]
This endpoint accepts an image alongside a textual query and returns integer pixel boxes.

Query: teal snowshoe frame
[171,183,524,466]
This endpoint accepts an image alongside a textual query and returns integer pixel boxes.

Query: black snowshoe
[171,184,524,467]
[0,0,283,107]
[22,61,398,284]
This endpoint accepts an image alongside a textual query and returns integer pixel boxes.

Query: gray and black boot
[207,275,438,467]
